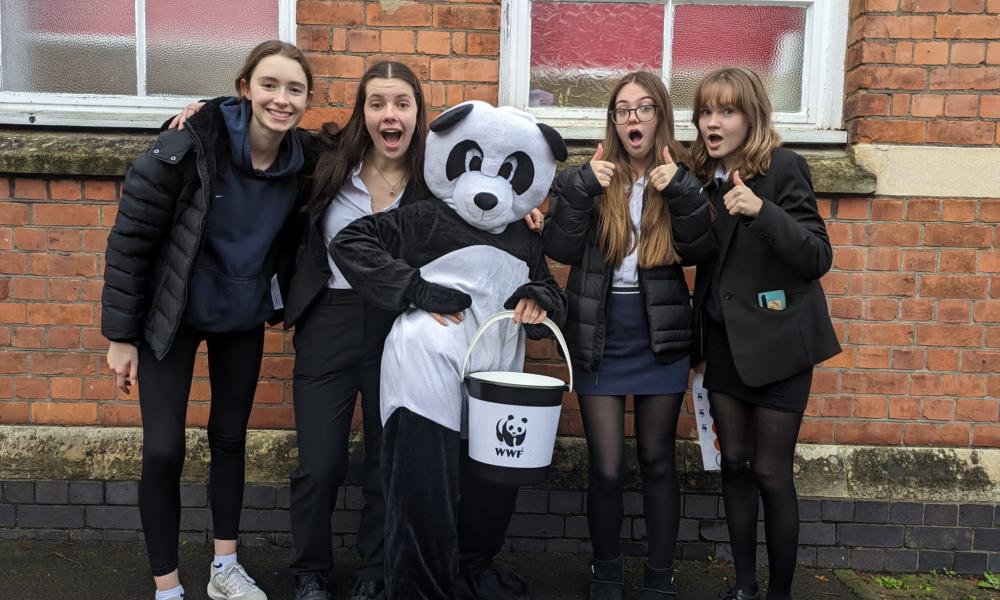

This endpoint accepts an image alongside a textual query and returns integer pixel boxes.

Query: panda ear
[537,122,568,162]
[430,103,474,132]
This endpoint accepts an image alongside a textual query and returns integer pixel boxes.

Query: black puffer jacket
[543,163,715,371]
[101,97,316,359]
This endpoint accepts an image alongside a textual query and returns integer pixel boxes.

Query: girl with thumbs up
[689,67,841,600]
[543,71,715,600]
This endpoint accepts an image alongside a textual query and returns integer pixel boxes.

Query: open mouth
[628,129,643,145]
[706,133,724,151]
[266,108,293,121]
[381,129,403,148]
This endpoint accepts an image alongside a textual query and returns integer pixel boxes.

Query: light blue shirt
[322,162,402,289]
[611,177,645,288]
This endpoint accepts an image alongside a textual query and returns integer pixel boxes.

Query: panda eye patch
[504,151,534,195]
[445,139,484,181]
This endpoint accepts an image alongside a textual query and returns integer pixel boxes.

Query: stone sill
[0,129,876,196]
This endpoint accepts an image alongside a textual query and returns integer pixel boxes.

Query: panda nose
[474,193,498,211]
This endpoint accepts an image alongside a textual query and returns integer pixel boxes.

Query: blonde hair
[596,72,688,269]
[689,67,782,185]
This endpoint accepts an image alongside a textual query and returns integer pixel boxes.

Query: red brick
[951,42,987,64]
[452,33,467,55]
[928,120,995,144]
[868,247,901,270]
[247,406,295,429]
[381,30,415,53]
[953,0,987,11]
[842,371,909,394]
[911,94,945,116]
[956,398,998,421]
[914,41,950,64]
[835,422,902,444]
[980,94,1000,117]
[8,279,45,300]
[47,280,85,302]
[973,425,1000,447]
[892,348,926,369]
[822,348,856,368]
[13,228,45,251]
[434,5,500,30]
[891,92,911,115]
[47,326,82,349]
[0,402,29,424]
[989,42,1000,64]
[854,223,922,246]
[944,94,979,116]
[32,352,97,375]
[347,29,379,53]
[837,197,872,219]
[14,376,47,398]
[254,381,285,404]
[830,297,864,319]
[871,199,905,220]
[935,14,1000,37]
[855,396,887,418]
[466,33,500,56]
[48,179,82,200]
[31,401,98,425]
[834,247,866,270]
[915,323,984,346]
[867,0,899,9]
[929,66,1000,90]
[98,404,142,426]
[848,273,917,296]
[429,58,499,82]
[851,119,926,143]
[907,198,941,220]
[296,26,331,52]
[858,347,892,368]
[942,373,989,396]
[798,420,835,443]
[923,397,956,420]
[990,0,1000,12]
[848,66,929,91]
[0,253,26,275]
[943,199,978,222]
[308,54,365,78]
[940,249,977,272]
[889,397,922,419]
[83,180,118,202]
[848,322,914,344]
[83,377,116,401]
[417,31,451,55]
[26,303,93,326]
[913,0,950,10]
[464,85,499,104]
[903,423,969,445]
[47,231,81,252]
[927,348,961,370]
[51,377,82,400]
[297,1,363,25]
[827,222,853,245]
[32,205,100,226]
[0,303,26,324]
[938,299,972,322]
[865,298,900,320]
[12,327,44,348]
[822,396,854,417]
[14,179,46,200]
[920,275,990,298]
[367,3,432,26]
[365,54,430,81]
[974,299,1000,321]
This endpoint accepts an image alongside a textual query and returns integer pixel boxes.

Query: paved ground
[0,538,858,599]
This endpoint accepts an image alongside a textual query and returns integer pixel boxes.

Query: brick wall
[845,0,1000,145]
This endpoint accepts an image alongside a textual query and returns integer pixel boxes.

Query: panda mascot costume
[332,101,568,600]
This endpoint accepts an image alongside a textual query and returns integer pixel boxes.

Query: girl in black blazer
[689,68,841,600]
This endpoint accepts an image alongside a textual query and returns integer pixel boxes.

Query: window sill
[0,129,156,177]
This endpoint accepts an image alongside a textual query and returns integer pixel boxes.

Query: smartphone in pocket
[757,289,786,310]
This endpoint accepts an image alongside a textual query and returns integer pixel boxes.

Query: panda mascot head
[425,100,568,234]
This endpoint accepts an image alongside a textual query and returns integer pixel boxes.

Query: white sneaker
[206,562,268,600]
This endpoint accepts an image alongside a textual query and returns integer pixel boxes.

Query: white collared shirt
[322,161,402,289]
[610,177,646,288]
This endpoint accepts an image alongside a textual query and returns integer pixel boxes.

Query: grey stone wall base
[2,425,999,502]
[2,479,998,574]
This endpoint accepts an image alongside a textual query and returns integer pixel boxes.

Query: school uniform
[692,147,841,412]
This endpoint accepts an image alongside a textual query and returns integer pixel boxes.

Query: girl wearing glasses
[543,71,715,600]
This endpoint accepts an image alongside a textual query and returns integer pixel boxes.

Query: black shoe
[588,556,623,600]
[720,585,760,600]
[638,562,677,599]
[352,578,386,600]
[294,574,330,600]
[456,562,531,600]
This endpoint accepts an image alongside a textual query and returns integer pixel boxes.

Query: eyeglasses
[609,104,657,124]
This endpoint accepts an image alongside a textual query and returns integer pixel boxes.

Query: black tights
[580,394,683,568]
[710,392,803,600]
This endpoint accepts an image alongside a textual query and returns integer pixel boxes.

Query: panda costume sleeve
[331,101,568,600]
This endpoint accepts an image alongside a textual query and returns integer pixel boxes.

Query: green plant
[919,582,934,593]
[874,575,905,589]
[978,570,1000,590]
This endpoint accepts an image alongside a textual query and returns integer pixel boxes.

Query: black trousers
[289,289,396,580]
[138,323,265,576]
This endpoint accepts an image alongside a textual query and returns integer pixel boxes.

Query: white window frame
[0,0,296,129]
[500,0,848,143]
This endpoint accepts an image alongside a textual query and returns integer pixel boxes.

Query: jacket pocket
[184,262,269,332]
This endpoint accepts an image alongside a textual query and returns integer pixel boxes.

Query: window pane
[530,2,663,108]
[146,0,279,97]
[670,4,806,112]
[1,0,136,94]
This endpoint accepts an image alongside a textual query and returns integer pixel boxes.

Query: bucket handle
[460,310,574,392]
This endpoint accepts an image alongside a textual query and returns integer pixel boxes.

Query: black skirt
[703,317,812,413]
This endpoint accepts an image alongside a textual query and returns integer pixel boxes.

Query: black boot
[588,556,623,600]
[638,562,677,599]
[720,584,759,600]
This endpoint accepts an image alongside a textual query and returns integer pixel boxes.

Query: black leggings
[710,392,803,600]
[138,323,265,576]
[579,394,684,568]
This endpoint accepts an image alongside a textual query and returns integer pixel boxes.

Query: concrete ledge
[2,425,997,502]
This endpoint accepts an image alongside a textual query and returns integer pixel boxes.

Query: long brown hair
[596,72,688,269]
[307,61,426,214]
[689,67,782,185]
[234,40,313,95]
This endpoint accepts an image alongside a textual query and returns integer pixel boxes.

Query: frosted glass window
[670,4,806,112]
[146,0,279,97]
[1,0,137,94]
[529,2,663,108]
[0,0,279,97]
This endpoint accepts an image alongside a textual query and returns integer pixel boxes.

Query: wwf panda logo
[496,415,528,447]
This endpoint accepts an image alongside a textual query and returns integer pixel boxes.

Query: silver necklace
[370,161,407,199]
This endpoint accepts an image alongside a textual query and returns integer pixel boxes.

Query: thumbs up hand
[589,143,616,189]
[723,170,763,217]
[650,146,679,192]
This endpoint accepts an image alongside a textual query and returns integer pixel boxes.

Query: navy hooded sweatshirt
[183,97,304,332]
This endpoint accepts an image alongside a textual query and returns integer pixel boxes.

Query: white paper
[691,372,721,471]
[270,274,284,310]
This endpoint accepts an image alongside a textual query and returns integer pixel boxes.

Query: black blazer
[283,178,429,327]
[692,147,841,387]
